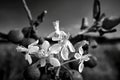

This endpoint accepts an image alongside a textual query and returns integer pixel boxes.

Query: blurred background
[0,0,120,80]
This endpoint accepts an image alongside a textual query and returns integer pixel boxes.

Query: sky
[0,0,120,37]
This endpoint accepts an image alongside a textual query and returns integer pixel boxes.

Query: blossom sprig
[16,40,39,64]
[59,33,75,60]
[35,40,61,67]
[16,20,93,75]
[47,20,75,60]
[74,44,91,73]
[16,40,61,67]
[49,32,75,60]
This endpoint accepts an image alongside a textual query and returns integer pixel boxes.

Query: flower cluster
[16,20,91,73]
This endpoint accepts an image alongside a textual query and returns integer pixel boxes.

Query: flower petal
[61,46,69,60]
[79,47,84,55]
[82,54,91,61]
[60,31,67,36]
[16,46,28,52]
[78,62,84,73]
[41,41,50,51]
[28,40,39,48]
[49,57,61,67]
[35,50,43,58]
[49,43,62,54]
[25,54,32,64]
[52,36,61,41]
[74,53,81,59]
[29,46,39,54]
[67,40,75,52]
[53,20,60,32]
[40,58,46,67]
[47,32,55,38]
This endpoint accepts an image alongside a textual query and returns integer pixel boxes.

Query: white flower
[36,41,50,58]
[35,40,61,67]
[60,33,75,60]
[47,20,67,41]
[16,40,39,64]
[74,46,91,73]
[49,33,75,60]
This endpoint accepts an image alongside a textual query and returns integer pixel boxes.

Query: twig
[56,67,61,77]
[61,59,78,66]
[22,0,33,23]
[22,0,36,37]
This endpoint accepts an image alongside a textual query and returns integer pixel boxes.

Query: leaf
[102,16,120,30]
[49,57,61,67]
[40,58,46,67]
[81,17,89,30]
[99,13,106,22]
[16,46,28,52]
[67,40,75,52]
[41,41,50,51]
[37,10,47,23]
[93,0,101,21]
[61,46,69,60]
[49,43,62,54]
[74,53,81,59]
[25,54,32,64]
[78,61,84,73]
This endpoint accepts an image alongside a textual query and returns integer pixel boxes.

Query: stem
[22,0,33,23]
[49,59,78,69]
[32,59,41,67]
[56,67,61,77]
[61,59,79,66]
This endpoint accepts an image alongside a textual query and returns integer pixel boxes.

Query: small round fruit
[23,65,41,80]
[84,56,97,68]
[20,38,36,47]
[8,29,24,43]
[69,70,83,80]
